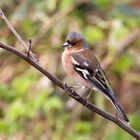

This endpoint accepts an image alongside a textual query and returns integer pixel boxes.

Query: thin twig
[0,8,37,61]
[27,38,32,59]
[0,42,140,140]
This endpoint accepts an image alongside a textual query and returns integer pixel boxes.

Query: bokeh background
[0,0,140,139]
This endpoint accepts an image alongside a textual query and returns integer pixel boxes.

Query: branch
[0,42,140,140]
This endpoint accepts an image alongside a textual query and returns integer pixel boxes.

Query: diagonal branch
[0,8,37,61]
[0,42,140,140]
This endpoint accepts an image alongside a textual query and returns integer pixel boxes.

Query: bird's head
[62,31,89,51]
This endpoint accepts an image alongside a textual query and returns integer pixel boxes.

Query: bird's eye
[66,40,77,46]
[67,40,71,44]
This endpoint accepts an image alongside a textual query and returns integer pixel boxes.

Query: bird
[61,31,129,123]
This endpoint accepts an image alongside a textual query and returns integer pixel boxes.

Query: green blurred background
[0,0,140,139]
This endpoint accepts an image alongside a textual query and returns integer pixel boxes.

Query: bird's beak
[62,41,71,48]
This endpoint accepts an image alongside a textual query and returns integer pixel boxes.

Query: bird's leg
[86,88,94,99]
[65,84,86,92]
[64,83,83,101]
[70,85,81,90]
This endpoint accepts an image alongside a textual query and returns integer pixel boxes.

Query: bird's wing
[72,51,109,94]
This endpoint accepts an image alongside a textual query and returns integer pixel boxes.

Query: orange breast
[62,51,74,75]
[62,51,89,87]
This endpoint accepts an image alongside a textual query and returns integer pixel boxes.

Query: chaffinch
[62,31,129,123]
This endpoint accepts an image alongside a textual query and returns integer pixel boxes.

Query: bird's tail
[106,88,129,123]
[87,70,129,123]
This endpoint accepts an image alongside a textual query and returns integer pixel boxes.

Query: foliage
[0,0,140,139]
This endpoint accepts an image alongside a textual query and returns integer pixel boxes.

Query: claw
[86,88,94,99]
[64,83,73,93]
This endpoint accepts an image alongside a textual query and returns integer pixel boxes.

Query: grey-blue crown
[66,32,83,40]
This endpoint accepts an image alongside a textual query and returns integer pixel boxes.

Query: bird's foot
[64,83,74,94]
